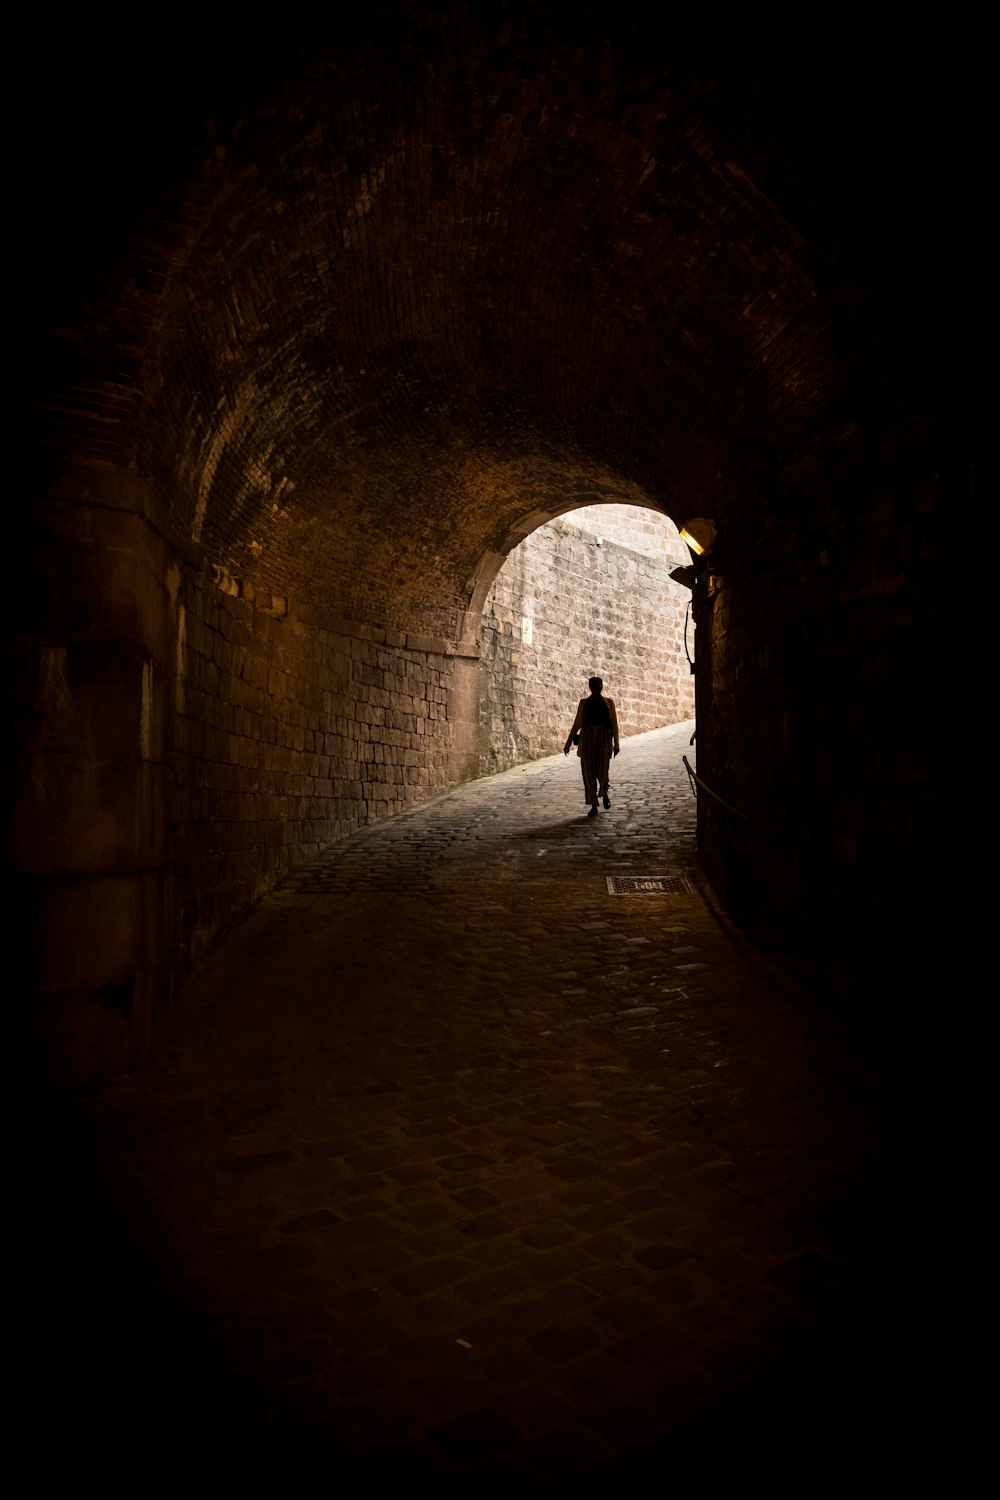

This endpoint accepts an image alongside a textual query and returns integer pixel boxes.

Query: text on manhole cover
[606,875,693,895]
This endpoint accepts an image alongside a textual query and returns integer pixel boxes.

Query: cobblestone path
[38,723,908,1494]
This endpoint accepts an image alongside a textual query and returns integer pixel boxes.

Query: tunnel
[12,7,973,1487]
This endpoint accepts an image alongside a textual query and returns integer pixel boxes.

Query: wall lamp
[670,517,721,594]
[678,517,717,556]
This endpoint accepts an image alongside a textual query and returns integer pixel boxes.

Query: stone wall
[171,574,465,971]
[14,472,178,1088]
[478,504,695,774]
[691,453,950,1012]
[15,468,478,1088]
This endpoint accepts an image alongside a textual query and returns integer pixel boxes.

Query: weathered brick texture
[172,576,460,967]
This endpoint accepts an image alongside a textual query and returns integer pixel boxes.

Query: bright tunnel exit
[477,504,695,776]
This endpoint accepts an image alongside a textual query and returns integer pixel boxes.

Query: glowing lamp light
[679,518,717,556]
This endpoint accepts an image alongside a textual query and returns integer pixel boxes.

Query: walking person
[564,677,620,815]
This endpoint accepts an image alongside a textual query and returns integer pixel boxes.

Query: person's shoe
[602,794,611,809]
[588,804,599,817]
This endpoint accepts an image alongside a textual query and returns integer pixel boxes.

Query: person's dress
[567,695,620,805]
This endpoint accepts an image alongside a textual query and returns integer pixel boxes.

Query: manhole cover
[606,875,693,895]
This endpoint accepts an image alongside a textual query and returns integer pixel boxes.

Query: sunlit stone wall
[479,505,695,774]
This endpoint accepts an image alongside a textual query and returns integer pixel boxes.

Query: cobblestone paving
[44,724,909,1493]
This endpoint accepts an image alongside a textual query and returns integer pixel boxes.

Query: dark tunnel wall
[15,10,975,1084]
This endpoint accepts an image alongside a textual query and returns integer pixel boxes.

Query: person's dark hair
[588,677,603,692]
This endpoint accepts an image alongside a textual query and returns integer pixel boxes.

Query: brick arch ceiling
[31,12,958,638]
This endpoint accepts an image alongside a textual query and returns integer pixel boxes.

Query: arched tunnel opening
[12,9,974,1487]
[476,501,695,777]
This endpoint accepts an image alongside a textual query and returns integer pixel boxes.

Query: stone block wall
[170,574,460,969]
[478,504,695,774]
[15,470,476,1088]
[13,472,178,1088]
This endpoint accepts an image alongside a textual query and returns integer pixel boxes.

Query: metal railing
[682,756,797,843]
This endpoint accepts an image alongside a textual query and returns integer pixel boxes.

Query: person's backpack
[582,695,611,729]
